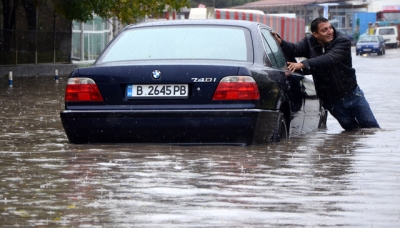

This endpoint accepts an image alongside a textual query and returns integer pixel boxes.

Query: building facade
[233,0,400,34]
[71,16,113,62]
[72,1,400,63]
[0,1,71,65]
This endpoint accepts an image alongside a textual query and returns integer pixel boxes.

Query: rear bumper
[385,41,399,46]
[60,109,280,145]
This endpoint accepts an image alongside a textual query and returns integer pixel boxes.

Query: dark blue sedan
[60,20,326,145]
[356,34,386,56]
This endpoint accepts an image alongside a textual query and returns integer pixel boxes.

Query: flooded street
[1,48,400,227]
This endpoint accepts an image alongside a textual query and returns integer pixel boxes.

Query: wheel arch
[279,100,291,134]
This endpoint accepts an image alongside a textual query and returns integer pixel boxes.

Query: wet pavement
[0,48,399,227]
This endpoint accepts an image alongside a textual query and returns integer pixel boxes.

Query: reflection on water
[0,76,399,226]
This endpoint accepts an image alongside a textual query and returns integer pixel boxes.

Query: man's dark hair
[311,17,329,33]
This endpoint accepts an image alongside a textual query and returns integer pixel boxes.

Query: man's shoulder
[334,31,351,43]
[331,32,351,48]
[303,35,320,47]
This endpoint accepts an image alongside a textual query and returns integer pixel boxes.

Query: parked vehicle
[356,34,386,55]
[60,20,326,145]
[373,26,399,48]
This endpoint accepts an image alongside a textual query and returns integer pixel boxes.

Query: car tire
[271,112,288,143]
[378,48,383,55]
[68,136,89,144]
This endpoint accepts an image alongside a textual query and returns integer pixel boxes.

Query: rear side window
[260,29,287,69]
[98,25,252,63]
[378,28,395,35]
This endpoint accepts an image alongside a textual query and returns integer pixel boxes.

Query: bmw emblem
[152,70,161,79]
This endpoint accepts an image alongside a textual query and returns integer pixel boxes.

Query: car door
[260,27,306,136]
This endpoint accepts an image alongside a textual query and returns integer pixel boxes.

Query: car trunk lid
[73,61,253,107]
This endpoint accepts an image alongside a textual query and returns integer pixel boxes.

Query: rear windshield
[97,25,252,63]
[377,28,395,35]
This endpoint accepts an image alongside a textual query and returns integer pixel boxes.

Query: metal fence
[0,29,71,65]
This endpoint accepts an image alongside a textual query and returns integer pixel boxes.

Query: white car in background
[373,26,399,48]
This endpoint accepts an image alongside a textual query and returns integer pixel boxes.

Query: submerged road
[0,47,399,227]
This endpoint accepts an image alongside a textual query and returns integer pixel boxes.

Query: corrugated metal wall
[215,9,305,43]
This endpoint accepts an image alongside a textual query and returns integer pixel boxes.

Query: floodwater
[0,48,399,227]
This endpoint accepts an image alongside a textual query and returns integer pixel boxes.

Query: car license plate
[126,84,188,98]
[363,48,371,51]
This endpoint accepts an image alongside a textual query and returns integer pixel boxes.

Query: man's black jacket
[280,28,357,103]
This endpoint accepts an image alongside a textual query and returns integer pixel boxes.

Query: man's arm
[271,31,308,72]
[271,31,282,45]
[301,37,351,71]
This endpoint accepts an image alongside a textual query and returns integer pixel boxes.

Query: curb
[0,63,80,77]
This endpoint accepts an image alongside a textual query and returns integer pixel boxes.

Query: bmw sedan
[356,34,386,56]
[60,20,326,145]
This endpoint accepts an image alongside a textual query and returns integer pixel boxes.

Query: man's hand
[287,62,304,72]
[270,31,282,45]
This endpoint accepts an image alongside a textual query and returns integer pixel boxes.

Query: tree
[52,0,190,24]
[1,0,48,31]
[1,0,17,31]
[1,0,18,51]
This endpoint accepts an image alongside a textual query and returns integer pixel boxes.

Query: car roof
[124,19,268,30]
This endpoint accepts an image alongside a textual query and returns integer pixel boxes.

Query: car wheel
[378,48,383,55]
[271,112,288,143]
[68,136,90,144]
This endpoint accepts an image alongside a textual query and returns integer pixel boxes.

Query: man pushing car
[271,17,380,131]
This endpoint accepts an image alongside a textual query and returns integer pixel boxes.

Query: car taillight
[65,78,103,102]
[212,76,260,100]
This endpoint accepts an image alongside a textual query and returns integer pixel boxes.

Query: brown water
[0,48,399,227]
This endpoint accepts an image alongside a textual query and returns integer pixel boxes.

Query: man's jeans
[322,86,380,131]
